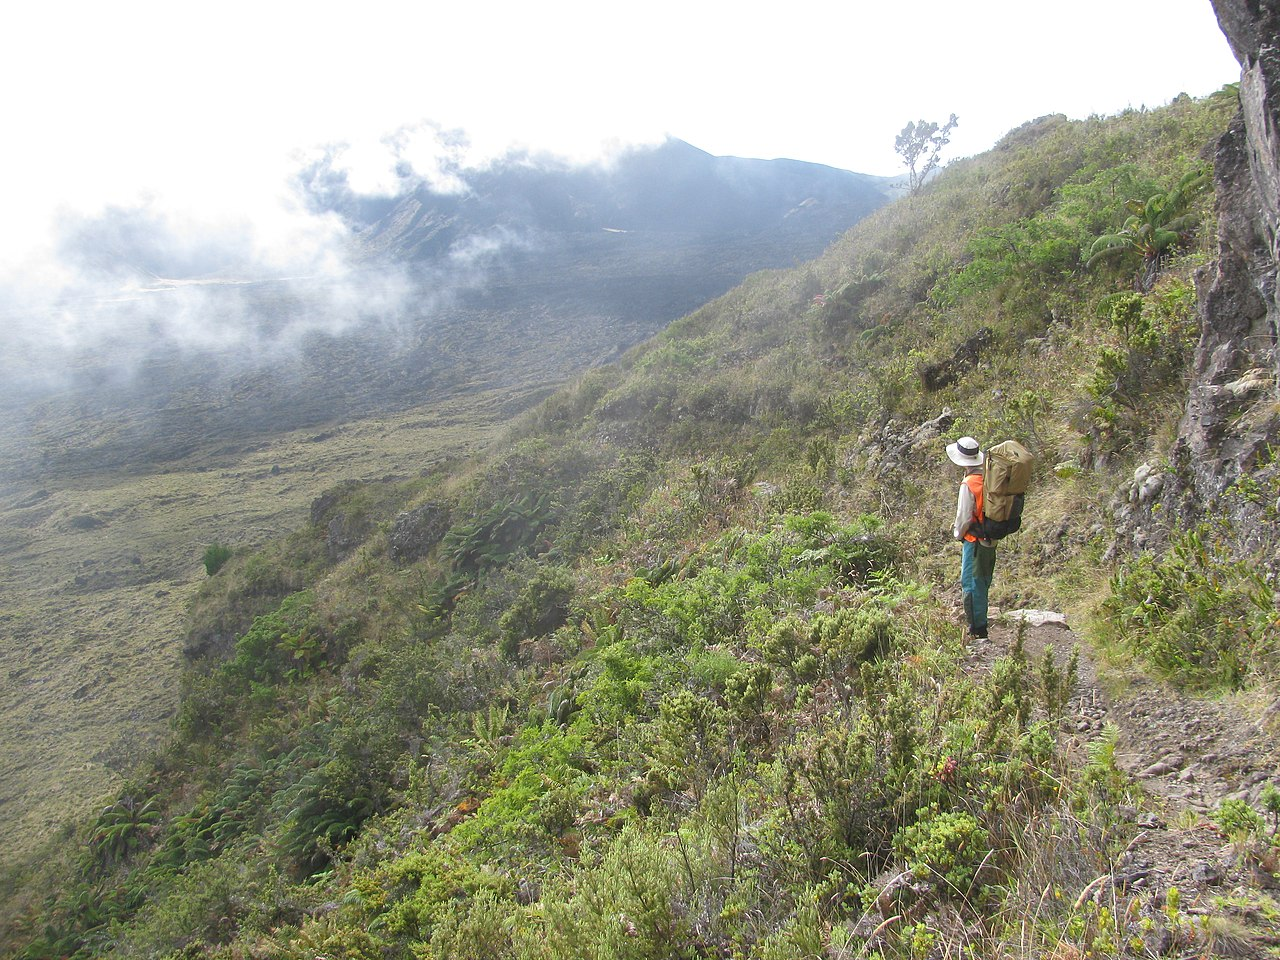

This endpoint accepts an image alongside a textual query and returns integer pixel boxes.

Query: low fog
[0,125,590,488]
[0,124,533,397]
[0,119,896,486]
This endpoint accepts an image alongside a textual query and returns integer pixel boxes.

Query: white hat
[946,436,984,467]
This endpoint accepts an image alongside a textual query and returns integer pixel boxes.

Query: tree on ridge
[895,114,959,194]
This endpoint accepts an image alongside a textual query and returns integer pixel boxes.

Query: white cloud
[0,0,1242,381]
[328,140,407,198]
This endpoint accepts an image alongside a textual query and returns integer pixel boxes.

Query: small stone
[1113,868,1152,891]
[1251,862,1280,890]
[849,914,882,939]
[389,501,451,565]
[1139,924,1174,956]
[1191,861,1224,885]
[1138,474,1165,504]
[1004,609,1069,628]
[874,869,921,920]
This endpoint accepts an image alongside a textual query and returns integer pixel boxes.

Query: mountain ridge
[0,140,894,488]
[347,138,895,256]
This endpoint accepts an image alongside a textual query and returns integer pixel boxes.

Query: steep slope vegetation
[10,88,1280,959]
[0,140,893,875]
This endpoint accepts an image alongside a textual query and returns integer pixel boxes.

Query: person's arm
[954,482,974,540]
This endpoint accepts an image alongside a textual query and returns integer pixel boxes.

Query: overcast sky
[0,0,1242,344]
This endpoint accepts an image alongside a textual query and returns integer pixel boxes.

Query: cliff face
[1176,1,1280,506]
[1212,0,1280,262]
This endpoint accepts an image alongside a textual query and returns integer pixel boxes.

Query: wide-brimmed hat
[946,436,984,467]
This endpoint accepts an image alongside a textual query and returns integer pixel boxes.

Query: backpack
[973,440,1033,540]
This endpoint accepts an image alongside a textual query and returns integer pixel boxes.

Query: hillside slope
[0,141,892,876]
[10,88,1280,959]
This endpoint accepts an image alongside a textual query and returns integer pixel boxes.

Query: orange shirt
[958,472,984,543]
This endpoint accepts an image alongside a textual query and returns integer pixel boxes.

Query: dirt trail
[977,616,1280,953]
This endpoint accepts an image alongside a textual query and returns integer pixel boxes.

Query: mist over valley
[1,139,893,485]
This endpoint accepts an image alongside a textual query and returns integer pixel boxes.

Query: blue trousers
[961,540,997,635]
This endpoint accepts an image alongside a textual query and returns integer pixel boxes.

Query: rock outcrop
[1212,0,1280,264]
[1179,1,1280,499]
[389,501,451,565]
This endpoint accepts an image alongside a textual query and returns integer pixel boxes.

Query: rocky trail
[971,614,1280,955]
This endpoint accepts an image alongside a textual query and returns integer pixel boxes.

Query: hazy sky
[0,0,1242,350]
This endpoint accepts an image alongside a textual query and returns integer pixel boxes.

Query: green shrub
[263,913,388,960]
[529,825,693,960]
[778,712,903,878]
[202,543,233,576]
[684,646,743,692]
[1210,798,1264,838]
[894,805,991,897]
[781,511,900,587]
[497,564,575,659]
[1261,782,1280,833]
[577,640,656,726]
[230,591,323,685]
[104,855,246,958]
[643,689,730,798]
[159,761,273,866]
[448,721,592,863]
[1085,281,1197,452]
[1103,527,1279,687]
[443,493,555,576]
[358,847,514,944]
[816,605,896,676]
[273,714,401,874]
[1072,724,1129,810]
[427,891,518,960]
[88,794,161,869]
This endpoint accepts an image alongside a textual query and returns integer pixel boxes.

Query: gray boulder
[389,501,451,565]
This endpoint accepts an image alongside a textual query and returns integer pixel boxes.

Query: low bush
[895,804,991,898]
[201,543,233,576]
[1102,527,1280,688]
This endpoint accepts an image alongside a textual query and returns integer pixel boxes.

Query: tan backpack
[977,440,1034,537]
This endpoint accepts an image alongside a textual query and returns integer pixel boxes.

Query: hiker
[947,436,994,639]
